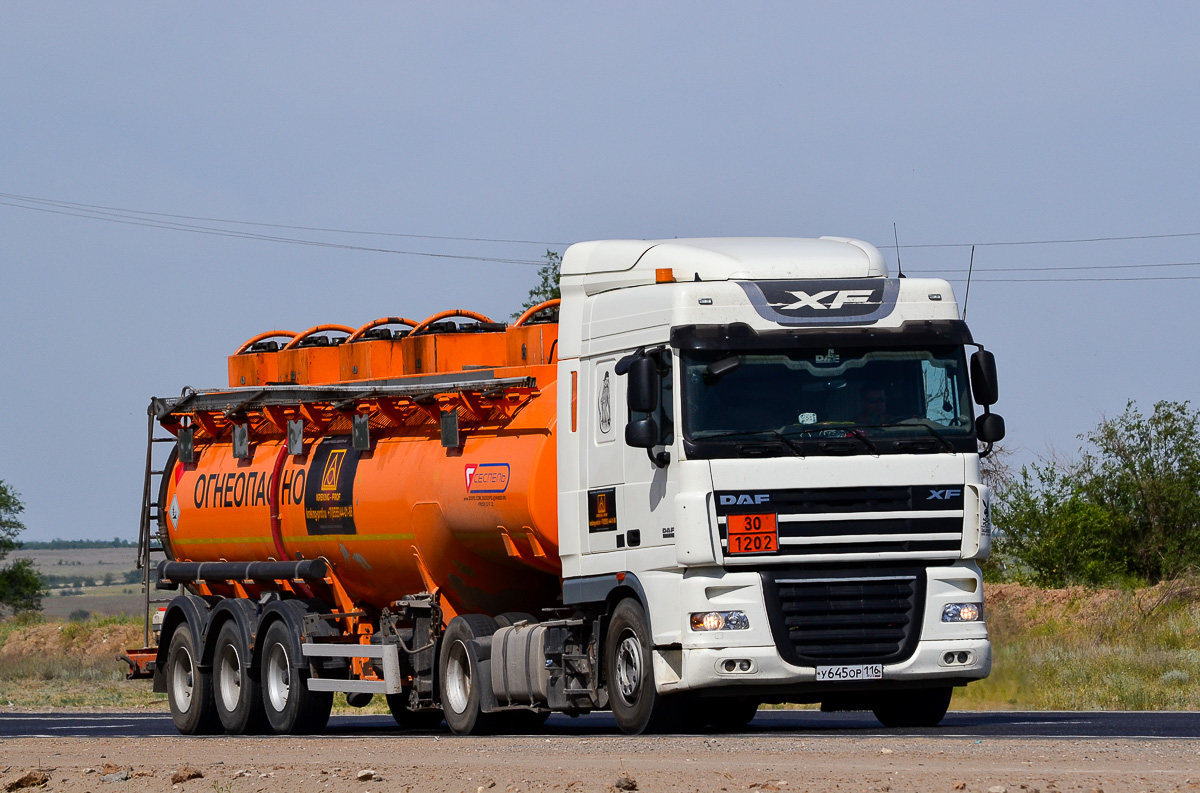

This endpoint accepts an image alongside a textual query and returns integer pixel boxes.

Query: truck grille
[715,484,965,561]
[761,570,925,666]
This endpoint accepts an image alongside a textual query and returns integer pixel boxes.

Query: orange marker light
[655,268,675,283]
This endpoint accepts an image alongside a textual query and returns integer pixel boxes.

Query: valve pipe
[281,324,356,351]
[346,316,420,343]
[234,330,297,355]
[512,299,561,328]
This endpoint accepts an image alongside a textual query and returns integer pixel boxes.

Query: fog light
[942,602,982,622]
[944,652,955,664]
[690,611,750,631]
[724,660,737,672]
[738,660,751,671]
[957,651,969,663]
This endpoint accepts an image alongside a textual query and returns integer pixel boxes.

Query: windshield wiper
[845,428,879,455]
[690,429,806,457]
[899,422,956,453]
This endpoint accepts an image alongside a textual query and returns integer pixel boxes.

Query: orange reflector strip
[571,370,578,432]
[656,268,675,283]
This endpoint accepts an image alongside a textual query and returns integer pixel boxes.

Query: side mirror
[627,356,659,412]
[970,350,999,406]
[626,417,658,449]
[976,412,1006,443]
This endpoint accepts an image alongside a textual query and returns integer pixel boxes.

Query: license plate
[816,664,883,681]
[726,513,778,555]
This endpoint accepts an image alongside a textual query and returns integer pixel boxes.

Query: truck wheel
[494,612,538,627]
[260,620,333,734]
[212,621,267,734]
[872,686,953,728]
[165,626,220,735]
[438,614,498,735]
[385,693,444,730]
[605,598,679,735]
[704,698,760,732]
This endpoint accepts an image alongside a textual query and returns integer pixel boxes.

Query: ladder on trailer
[135,408,177,649]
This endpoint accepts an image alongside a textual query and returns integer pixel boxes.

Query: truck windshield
[680,345,975,457]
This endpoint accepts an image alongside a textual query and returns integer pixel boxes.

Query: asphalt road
[2,710,1197,739]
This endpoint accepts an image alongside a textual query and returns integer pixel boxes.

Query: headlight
[942,602,983,622]
[690,611,750,631]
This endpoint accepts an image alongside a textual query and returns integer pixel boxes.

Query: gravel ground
[3,735,1199,793]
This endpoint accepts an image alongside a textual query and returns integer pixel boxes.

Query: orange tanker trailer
[131,302,567,734]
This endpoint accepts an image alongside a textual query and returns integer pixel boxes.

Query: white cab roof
[562,236,888,283]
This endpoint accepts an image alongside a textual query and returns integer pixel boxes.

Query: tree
[515,249,562,317]
[0,480,44,615]
[992,461,1122,586]
[991,400,1200,586]
[1078,400,1200,581]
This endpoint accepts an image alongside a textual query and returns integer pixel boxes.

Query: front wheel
[260,620,333,734]
[604,598,680,735]
[438,615,499,735]
[165,626,221,735]
[872,686,953,728]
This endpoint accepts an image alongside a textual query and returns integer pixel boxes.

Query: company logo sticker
[927,488,963,500]
[321,449,347,491]
[588,487,618,533]
[465,463,510,494]
[738,279,900,326]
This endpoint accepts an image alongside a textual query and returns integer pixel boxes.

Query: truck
[125,236,1004,736]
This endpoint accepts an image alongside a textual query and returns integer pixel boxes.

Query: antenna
[962,245,976,320]
[893,223,904,277]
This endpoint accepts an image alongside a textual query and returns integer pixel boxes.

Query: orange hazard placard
[726,513,778,555]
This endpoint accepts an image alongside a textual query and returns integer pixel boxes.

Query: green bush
[993,400,1200,587]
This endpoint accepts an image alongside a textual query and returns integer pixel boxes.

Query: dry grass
[953,581,1200,710]
[4,582,1198,712]
[0,614,164,709]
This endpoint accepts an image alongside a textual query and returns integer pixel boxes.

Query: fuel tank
[161,371,562,618]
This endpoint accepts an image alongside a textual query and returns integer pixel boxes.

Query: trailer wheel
[212,621,267,734]
[166,627,220,734]
[604,598,679,735]
[872,686,953,728]
[385,693,444,730]
[260,620,333,734]
[438,614,498,735]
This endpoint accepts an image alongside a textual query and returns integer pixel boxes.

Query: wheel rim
[170,644,195,714]
[216,640,242,713]
[614,630,643,705]
[444,640,472,715]
[265,641,291,713]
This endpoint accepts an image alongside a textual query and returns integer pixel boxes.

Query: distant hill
[19,538,137,550]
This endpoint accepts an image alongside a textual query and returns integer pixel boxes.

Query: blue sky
[2,4,1197,540]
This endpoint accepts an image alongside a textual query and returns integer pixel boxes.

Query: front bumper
[659,637,990,697]
[652,561,990,697]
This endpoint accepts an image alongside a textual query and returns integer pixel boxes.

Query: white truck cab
[554,237,1001,731]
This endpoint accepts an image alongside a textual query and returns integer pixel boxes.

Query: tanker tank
[161,307,563,619]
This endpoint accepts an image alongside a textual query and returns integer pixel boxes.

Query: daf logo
[927,489,962,500]
[719,494,771,506]
[774,289,876,311]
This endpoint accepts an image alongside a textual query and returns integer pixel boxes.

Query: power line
[0,191,569,247]
[933,274,1200,283]
[0,199,548,266]
[911,260,1200,274]
[880,231,1200,249]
